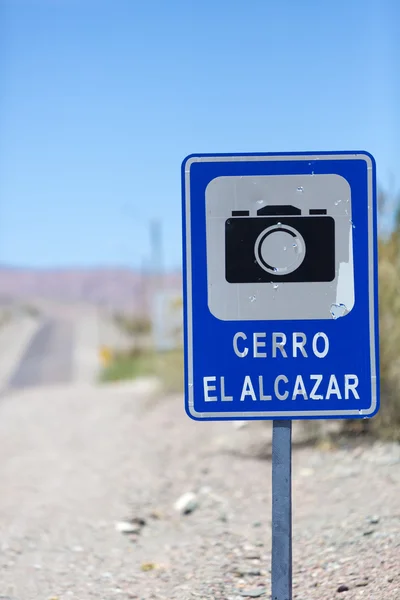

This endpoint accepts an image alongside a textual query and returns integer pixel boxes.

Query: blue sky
[0,0,398,269]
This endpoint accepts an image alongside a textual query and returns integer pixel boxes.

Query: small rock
[317,439,335,452]
[369,516,380,525]
[252,521,262,528]
[299,467,315,477]
[115,521,141,534]
[234,566,261,577]
[174,492,199,515]
[149,510,162,520]
[239,588,266,598]
[337,584,349,593]
[245,552,261,560]
[131,517,146,527]
[355,580,369,587]
[141,562,157,572]
[363,530,374,536]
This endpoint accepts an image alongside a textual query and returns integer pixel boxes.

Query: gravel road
[0,381,399,599]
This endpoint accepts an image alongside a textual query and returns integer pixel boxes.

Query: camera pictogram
[205,173,353,321]
[225,204,335,283]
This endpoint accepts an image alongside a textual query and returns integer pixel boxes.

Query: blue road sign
[181,152,379,421]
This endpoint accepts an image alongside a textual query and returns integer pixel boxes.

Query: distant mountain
[0,267,182,313]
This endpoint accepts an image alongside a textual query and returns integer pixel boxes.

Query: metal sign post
[181,151,379,599]
[272,421,292,600]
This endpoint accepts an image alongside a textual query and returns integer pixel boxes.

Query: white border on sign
[184,153,377,419]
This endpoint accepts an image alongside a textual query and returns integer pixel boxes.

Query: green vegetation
[154,349,184,393]
[100,348,154,382]
[107,312,184,392]
[100,346,184,393]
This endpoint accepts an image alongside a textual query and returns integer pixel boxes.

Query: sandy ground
[0,379,399,600]
[0,305,398,598]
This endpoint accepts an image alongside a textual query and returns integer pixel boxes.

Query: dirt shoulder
[0,383,398,599]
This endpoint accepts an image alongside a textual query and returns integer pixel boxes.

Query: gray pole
[140,256,148,318]
[271,420,292,600]
[150,218,163,282]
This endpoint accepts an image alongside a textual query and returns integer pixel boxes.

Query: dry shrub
[373,230,400,439]
[114,313,152,336]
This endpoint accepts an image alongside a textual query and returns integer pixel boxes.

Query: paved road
[8,318,73,388]
[1,304,134,391]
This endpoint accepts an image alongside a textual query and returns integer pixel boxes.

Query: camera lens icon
[254,224,306,276]
[225,205,335,283]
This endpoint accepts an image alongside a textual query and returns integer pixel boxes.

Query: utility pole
[149,218,163,290]
[139,256,148,319]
